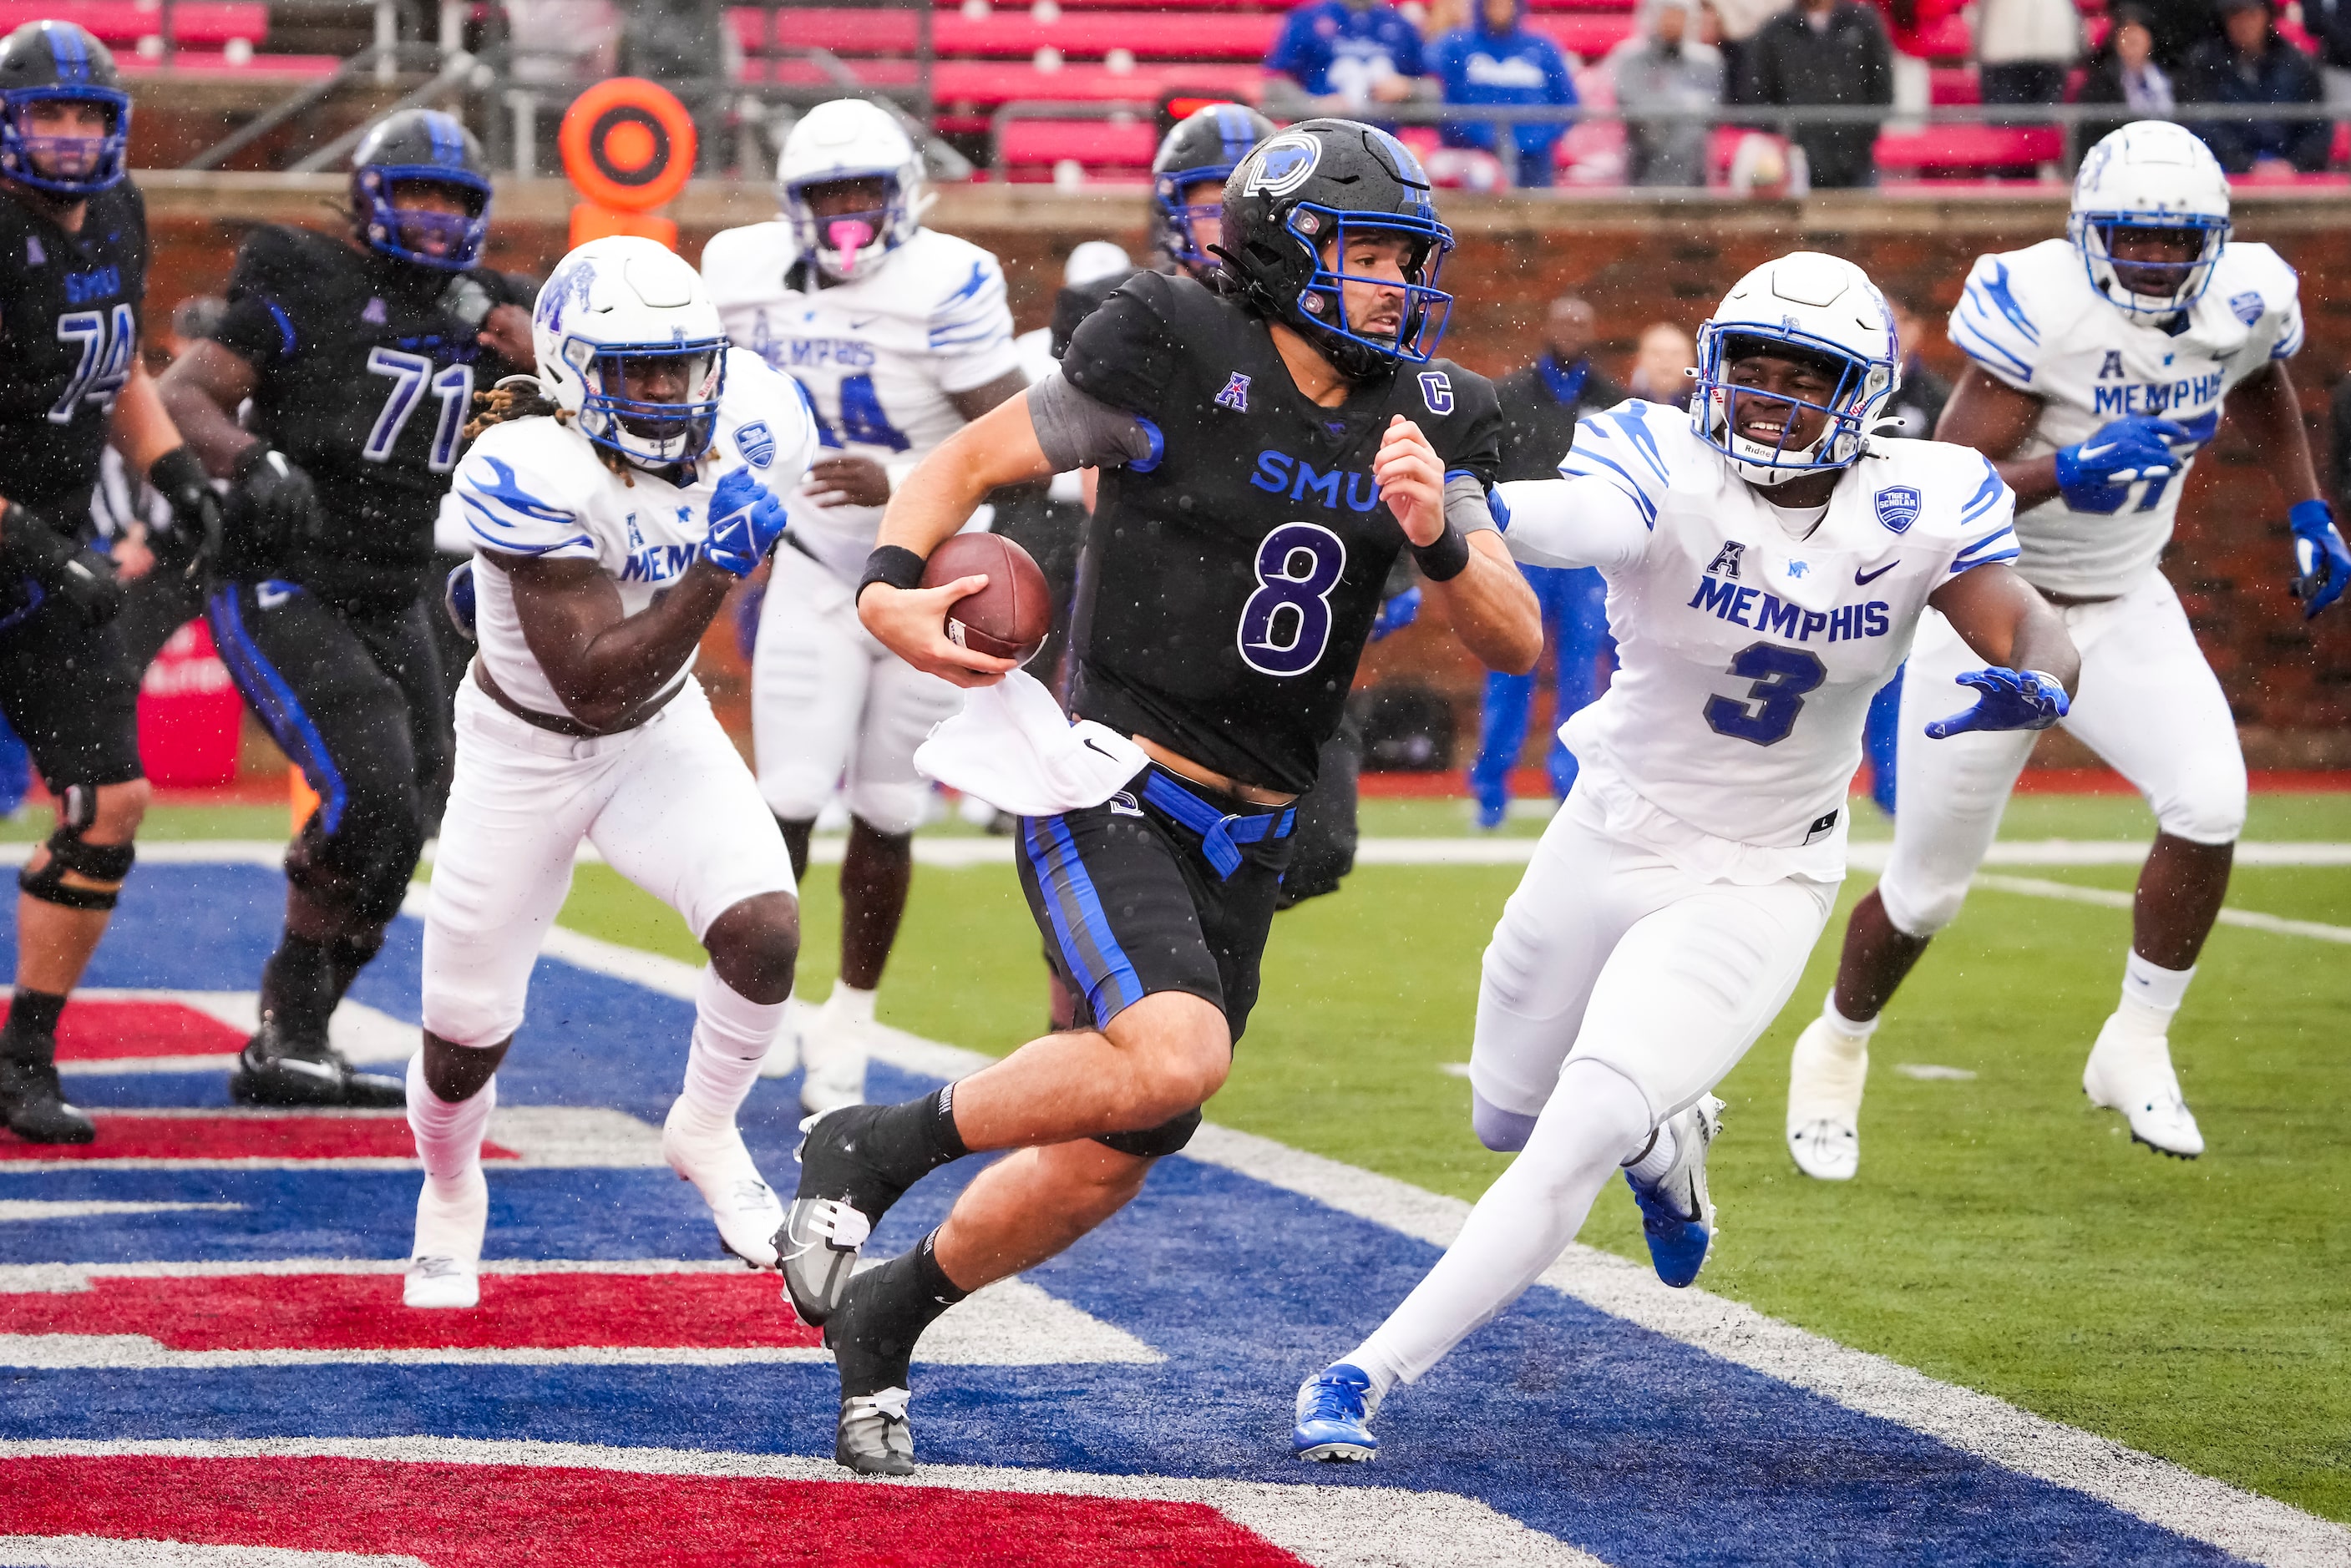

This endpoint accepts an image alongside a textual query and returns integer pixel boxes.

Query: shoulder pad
[231,224,332,288]
[700,221,797,308]
[453,420,600,559]
[1869,438,2016,554]
[717,348,820,473]
[1560,398,1683,526]
[1948,242,2074,389]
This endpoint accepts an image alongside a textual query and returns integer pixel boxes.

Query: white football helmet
[1692,251,1899,488]
[2069,120,2232,317]
[777,98,930,283]
[532,235,728,468]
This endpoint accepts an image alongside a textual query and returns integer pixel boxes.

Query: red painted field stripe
[0,1114,518,1162]
[1357,765,2351,799]
[3,998,251,1061]
[0,1456,1312,1567]
[0,1271,820,1351]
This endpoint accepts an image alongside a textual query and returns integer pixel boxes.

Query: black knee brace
[1094,1105,1203,1160]
[19,819,136,911]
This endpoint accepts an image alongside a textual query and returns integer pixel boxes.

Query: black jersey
[210,224,533,609]
[1061,271,1502,796]
[0,180,148,522]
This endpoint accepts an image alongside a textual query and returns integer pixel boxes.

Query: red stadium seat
[118,49,336,74]
[1929,66,1978,104]
[749,54,1264,107]
[1875,123,2062,174]
[0,2,268,48]
[773,7,1282,58]
[1526,12,1634,56]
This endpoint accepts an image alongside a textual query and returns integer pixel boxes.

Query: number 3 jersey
[1060,270,1503,797]
[0,180,148,522]
[449,347,817,719]
[1948,235,2302,598]
[209,224,536,609]
[1497,402,2019,880]
[700,223,1020,584]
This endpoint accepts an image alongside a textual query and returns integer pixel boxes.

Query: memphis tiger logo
[1873,485,1922,535]
[735,421,776,469]
[1241,134,1322,199]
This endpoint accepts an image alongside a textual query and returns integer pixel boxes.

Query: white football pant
[753,544,964,836]
[1877,570,2246,939]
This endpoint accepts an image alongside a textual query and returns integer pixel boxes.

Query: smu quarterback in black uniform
[788,119,1541,1473]
[157,109,533,1108]
[0,21,221,1145]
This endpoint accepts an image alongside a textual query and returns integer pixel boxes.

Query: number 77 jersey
[699,221,1021,584]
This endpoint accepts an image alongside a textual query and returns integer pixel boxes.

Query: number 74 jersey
[699,222,1021,584]
[1502,402,2019,873]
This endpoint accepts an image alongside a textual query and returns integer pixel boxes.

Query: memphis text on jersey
[1687,540,1893,645]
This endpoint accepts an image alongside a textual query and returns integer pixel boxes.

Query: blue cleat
[1625,1095,1724,1289]
[1292,1363,1380,1462]
[1473,794,1508,832]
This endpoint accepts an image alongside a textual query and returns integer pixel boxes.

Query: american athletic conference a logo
[1241,134,1323,199]
[1873,485,1922,534]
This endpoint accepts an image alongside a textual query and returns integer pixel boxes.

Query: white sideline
[0,1438,1604,1568]
[0,1538,428,1568]
[1973,873,2351,944]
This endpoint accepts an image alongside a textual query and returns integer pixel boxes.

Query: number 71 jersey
[700,222,1021,584]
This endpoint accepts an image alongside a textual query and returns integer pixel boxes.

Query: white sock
[405,1052,496,1201]
[1824,989,1881,1040]
[677,965,785,1135]
[1346,1059,1651,1388]
[1620,1120,1676,1186]
[823,981,878,1026]
[2118,952,2194,1033]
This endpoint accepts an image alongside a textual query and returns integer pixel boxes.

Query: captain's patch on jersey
[1418,371,1453,416]
[1874,485,1922,534]
[736,419,776,468]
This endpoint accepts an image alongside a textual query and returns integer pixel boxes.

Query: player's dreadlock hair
[464,374,566,441]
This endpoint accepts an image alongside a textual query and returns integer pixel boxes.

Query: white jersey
[1948,236,2303,597]
[1497,400,2019,881]
[701,224,1021,584]
[451,347,818,719]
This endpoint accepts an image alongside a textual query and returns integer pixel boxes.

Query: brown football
[923,532,1053,665]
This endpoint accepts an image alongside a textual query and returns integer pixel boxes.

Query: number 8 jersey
[1948,235,2303,598]
[700,220,1020,584]
[0,179,148,519]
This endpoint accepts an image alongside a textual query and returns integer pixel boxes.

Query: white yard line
[1973,873,2351,944]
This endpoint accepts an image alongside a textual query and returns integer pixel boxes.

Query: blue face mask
[0,86,129,196]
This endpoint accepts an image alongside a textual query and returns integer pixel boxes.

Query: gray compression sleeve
[1444,473,1499,536]
[1026,372,1159,473]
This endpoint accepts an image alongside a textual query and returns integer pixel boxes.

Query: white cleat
[405,1168,486,1308]
[798,1008,871,1117]
[1786,1014,1868,1181]
[2083,1015,2204,1158]
[757,997,814,1080]
[663,1101,788,1267]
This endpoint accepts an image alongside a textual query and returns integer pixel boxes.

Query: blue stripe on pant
[206,585,351,835]
[1021,812,1144,1023]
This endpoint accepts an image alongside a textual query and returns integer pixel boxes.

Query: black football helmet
[352,109,493,271]
[0,21,129,197]
[1215,119,1454,381]
[1150,102,1274,278]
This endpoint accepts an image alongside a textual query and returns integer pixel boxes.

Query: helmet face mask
[351,109,494,271]
[534,237,730,470]
[0,23,130,198]
[1286,206,1452,376]
[784,171,901,283]
[2069,121,2232,317]
[1149,103,1274,277]
[1691,252,1899,488]
[575,342,724,458]
[777,99,929,283]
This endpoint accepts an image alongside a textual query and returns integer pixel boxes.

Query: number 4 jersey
[209,224,535,609]
[700,222,1020,584]
[1496,401,2018,880]
[0,180,148,521]
[1948,235,2302,598]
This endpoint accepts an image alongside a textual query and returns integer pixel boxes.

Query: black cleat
[781,1105,914,1327]
[825,1268,920,1476]
[228,1022,406,1108]
[0,1039,94,1144]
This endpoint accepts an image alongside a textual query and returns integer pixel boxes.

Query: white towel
[914,669,1148,817]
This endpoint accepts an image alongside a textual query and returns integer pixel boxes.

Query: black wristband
[148,445,208,499]
[857,544,928,604]
[1412,521,1473,582]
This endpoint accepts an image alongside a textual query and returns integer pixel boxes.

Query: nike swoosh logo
[1082,737,1115,758]
[1853,561,1898,585]
[2077,443,2115,462]
[849,316,880,330]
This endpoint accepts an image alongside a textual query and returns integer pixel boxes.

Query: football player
[1785,121,2350,1176]
[0,21,221,1144]
[408,236,817,1308]
[157,109,535,1109]
[1290,251,2081,1462]
[786,119,1543,1474]
[702,98,1028,1116]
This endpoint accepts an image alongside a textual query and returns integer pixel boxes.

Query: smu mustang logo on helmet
[1874,485,1923,534]
[1242,134,1323,198]
[736,421,776,469]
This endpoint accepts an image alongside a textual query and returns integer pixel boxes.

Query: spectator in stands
[1626,321,1696,407]
[1747,0,1895,186]
[1431,0,1578,186]
[1865,0,1967,130]
[2140,0,2217,71]
[2183,0,2329,175]
[1611,0,1726,185]
[1882,294,1951,438]
[501,0,620,86]
[1712,0,1794,105]
[2303,0,2351,104]
[2075,8,2175,155]
[1975,0,2079,111]
[1263,0,1436,120]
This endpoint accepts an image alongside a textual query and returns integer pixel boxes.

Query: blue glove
[702,468,789,578]
[2289,498,2351,619]
[1370,585,1421,643]
[2052,417,2189,512]
[1925,667,2070,740]
[442,559,476,641]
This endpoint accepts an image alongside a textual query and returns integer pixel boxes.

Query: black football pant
[206,581,448,931]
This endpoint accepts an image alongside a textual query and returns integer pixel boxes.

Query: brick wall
[136,179,2351,766]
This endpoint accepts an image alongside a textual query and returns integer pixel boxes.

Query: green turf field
[56,792,2351,1520]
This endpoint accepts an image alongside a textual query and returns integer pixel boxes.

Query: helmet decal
[1241,134,1325,198]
